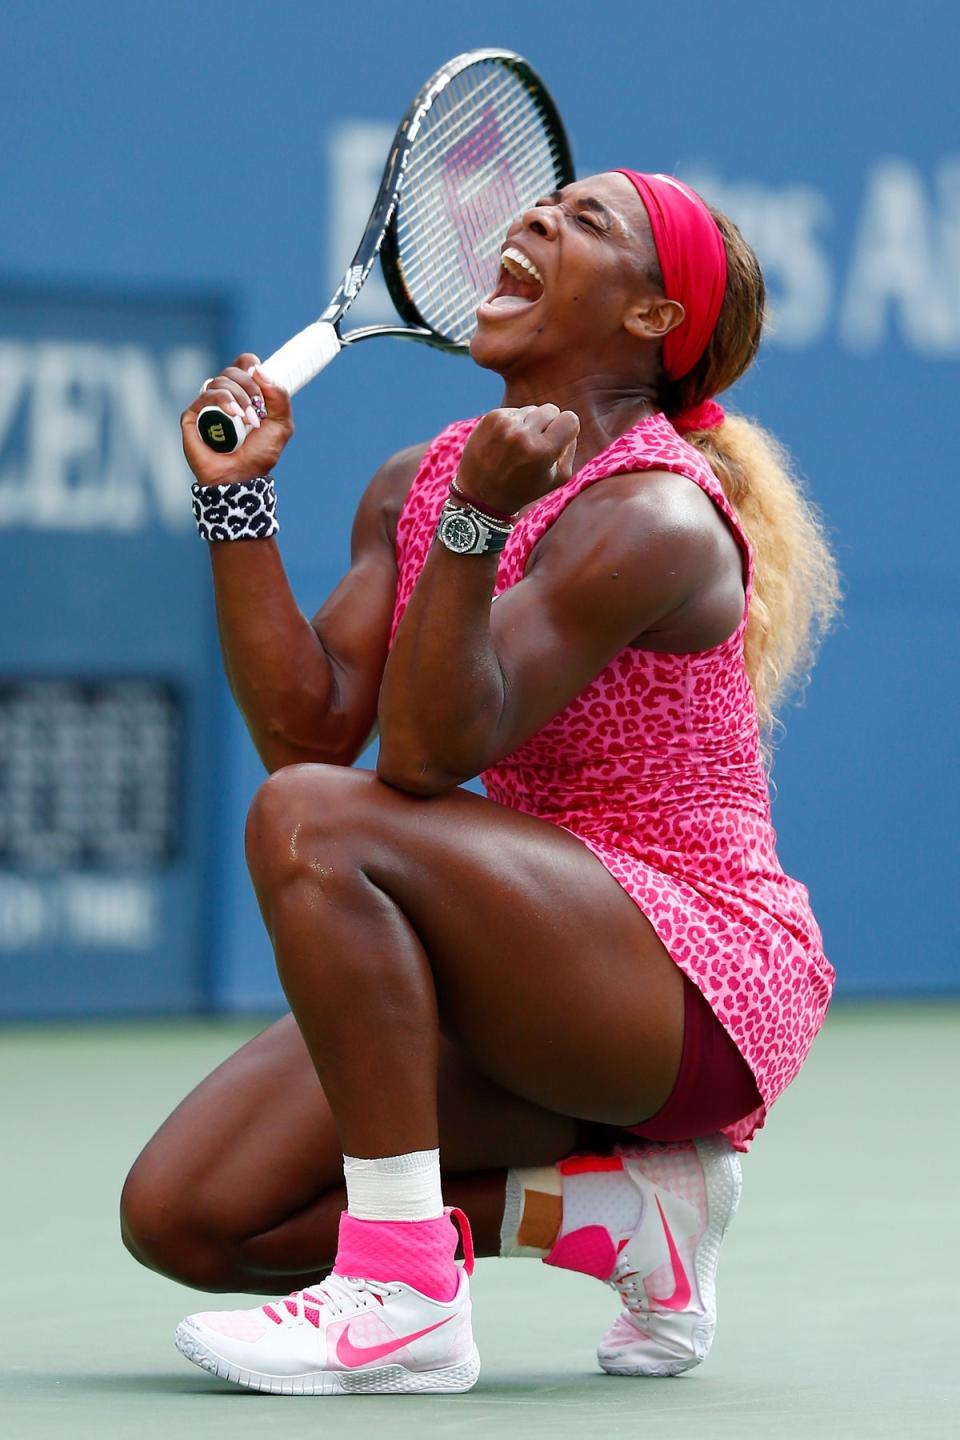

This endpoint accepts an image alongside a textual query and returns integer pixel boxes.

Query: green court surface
[2,1001,958,1439]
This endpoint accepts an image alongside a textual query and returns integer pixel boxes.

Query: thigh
[252,765,686,1127]
[125,1011,586,1245]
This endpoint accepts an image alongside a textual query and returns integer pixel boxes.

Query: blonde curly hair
[657,209,841,756]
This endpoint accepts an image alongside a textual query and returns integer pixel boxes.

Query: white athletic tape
[198,321,342,452]
[343,1149,444,1221]
[260,320,342,397]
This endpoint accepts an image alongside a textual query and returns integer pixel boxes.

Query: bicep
[488,475,716,760]
[489,575,643,760]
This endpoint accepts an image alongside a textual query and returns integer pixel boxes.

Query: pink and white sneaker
[174,1212,479,1395]
[546,1136,742,1376]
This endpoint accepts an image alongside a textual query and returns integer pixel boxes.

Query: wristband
[448,479,517,524]
[191,476,278,542]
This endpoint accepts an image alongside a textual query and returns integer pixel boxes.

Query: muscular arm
[210,442,425,773]
[376,468,744,794]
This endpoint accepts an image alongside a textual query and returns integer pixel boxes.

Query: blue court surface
[2,999,957,1439]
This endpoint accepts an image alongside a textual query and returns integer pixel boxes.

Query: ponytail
[655,205,841,757]
[684,414,841,755]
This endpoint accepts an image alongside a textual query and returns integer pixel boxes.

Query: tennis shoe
[547,1136,741,1376]
[174,1255,478,1394]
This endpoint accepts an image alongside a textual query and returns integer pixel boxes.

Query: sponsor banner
[0,288,226,1017]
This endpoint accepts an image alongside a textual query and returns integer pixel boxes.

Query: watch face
[440,511,481,553]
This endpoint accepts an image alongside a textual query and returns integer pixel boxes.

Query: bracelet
[191,476,279,542]
[448,479,517,525]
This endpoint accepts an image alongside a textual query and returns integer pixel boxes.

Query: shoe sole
[174,1323,480,1395]
[599,1136,743,1377]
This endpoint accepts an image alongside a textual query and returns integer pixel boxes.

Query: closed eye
[533,198,611,234]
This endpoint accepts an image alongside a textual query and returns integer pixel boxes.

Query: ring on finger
[251,394,267,420]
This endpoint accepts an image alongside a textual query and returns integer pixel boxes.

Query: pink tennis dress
[388,414,834,1150]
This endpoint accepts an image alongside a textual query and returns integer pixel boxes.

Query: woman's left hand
[456,404,581,515]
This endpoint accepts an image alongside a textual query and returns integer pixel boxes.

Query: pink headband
[614,170,727,431]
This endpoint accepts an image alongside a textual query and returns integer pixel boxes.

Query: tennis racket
[198,48,574,453]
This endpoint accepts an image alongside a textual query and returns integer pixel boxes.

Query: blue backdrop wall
[2,0,957,1010]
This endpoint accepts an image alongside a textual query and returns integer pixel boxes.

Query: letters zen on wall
[0,289,226,1018]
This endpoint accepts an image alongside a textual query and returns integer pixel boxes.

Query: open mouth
[482,246,545,312]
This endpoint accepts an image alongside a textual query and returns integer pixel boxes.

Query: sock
[336,1149,457,1301]
[501,1156,644,1280]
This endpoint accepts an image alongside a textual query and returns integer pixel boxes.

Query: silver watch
[435,500,512,555]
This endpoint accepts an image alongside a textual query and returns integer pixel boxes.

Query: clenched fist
[181,353,295,488]
[456,404,581,515]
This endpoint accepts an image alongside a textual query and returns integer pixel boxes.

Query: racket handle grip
[197,321,342,454]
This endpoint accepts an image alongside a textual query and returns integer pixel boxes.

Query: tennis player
[121,170,839,1394]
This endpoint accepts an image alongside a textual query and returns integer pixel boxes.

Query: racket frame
[197,48,574,453]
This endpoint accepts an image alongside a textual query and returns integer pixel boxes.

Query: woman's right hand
[181,352,295,487]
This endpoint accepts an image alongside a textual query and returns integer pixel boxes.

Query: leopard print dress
[388,414,834,1150]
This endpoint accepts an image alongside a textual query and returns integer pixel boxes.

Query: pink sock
[333,1211,460,1302]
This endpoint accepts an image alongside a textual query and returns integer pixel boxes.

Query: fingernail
[228,401,245,418]
[244,405,261,429]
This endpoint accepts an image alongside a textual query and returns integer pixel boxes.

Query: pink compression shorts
[627,975,762,1141]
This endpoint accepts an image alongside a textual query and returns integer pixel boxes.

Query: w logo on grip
[201,416,235,453]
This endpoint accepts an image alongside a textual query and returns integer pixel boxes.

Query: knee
[119,1152,236,1293]
[244,764,378,897]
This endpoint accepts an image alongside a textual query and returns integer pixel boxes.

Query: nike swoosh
[645,1195,692,1311]
[335,1313,454,1368]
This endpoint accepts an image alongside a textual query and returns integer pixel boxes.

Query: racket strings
[401,74,557,244]
[400,71,559,230]
[398,74,534,264]
[403,71,550,188]
[406,67,512,169]
[393,63,568,345]
[399,140,559,335]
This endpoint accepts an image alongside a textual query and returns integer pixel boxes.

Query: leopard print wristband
[191,476,279,542]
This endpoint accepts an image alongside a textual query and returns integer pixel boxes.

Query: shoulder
[359,440,432,548]
[368,439,433,498]
[364,417,481,545]
[531,468,736,584]
[519,466,744,648]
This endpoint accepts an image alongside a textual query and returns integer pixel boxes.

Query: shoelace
[609,1251,647,1318]
[263,1272,399,1328]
